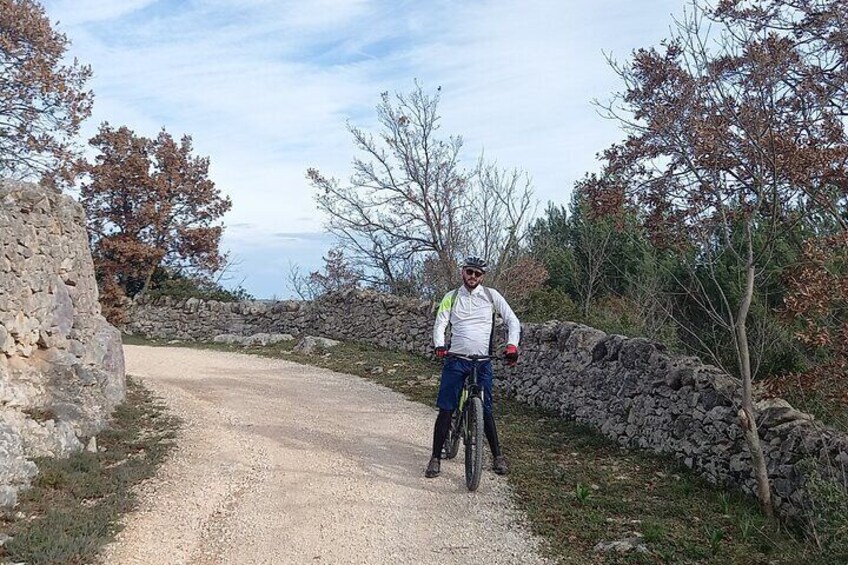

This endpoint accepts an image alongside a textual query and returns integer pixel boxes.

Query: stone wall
[0,181,125,507]
[126,289,847,520]
[127,289,434,355]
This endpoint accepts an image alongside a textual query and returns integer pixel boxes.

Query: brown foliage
[590,0,848,349]
[592,1,848,244]
[771,232,848,406]
[78,123,232,318]
[0,0,93,184]
[494,254,548,314]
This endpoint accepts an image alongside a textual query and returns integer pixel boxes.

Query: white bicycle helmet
[461,255,488,273]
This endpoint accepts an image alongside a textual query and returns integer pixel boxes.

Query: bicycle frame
[449,352,492,409]
[446,352,496,418]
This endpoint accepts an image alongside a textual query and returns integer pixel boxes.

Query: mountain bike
[441,353,494,491]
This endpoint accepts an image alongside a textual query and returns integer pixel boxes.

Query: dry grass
[0,377,181,565]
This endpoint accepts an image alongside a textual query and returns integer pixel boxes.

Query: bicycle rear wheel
[444,409,462,460]
[464,396,484,491]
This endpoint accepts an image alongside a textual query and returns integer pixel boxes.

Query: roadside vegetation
[126,334,847,564]
[0,378,181,565]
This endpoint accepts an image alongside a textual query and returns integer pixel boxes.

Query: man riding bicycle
[425,256,520,479]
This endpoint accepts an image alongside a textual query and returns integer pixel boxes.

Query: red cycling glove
[504,344,519,366]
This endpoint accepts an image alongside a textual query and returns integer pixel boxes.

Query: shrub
[144,268,253,302]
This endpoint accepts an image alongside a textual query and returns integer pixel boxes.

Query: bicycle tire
[464,396,484,491]
[444,409,462,459]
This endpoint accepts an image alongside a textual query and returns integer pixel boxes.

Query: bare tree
[287,248,362,300]
[287,262,315,301]
[468,158,537,292]
[308,83,537,297]
[212,254,249,295]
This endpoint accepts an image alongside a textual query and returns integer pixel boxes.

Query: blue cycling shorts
[435,357,494,415]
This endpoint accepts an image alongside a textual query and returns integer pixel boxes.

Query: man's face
[462,267,485,289]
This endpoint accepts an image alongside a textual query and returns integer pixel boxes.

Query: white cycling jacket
[433,285,520,356]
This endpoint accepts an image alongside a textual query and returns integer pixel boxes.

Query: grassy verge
[777,389,848,435]
[124,335,846,564]
[0,377,181,565]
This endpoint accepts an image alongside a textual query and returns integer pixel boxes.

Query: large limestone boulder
[0,180,125,507]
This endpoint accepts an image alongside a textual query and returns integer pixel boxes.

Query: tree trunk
[738,407,773,518]
[737,222,773,518]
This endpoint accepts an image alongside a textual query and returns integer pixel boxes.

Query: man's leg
[426,358,464,478]
[431,409,453,459]
[426,409,452,478]
[483,412,501,457]
[480,361,509,475]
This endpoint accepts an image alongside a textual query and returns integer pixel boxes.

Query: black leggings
[430,408,502,459]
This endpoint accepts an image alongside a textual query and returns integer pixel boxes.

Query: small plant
[737,515,755,541]
[642,520,666,543]
[675,475,695,497]
[719,492,731,514]
[22,407,58,423]
[575,483,591,503]
[705,526,725,555]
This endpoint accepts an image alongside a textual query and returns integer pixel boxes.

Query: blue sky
[43,0,684,299]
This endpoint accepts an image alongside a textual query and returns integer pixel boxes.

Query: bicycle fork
[460,389,484,446]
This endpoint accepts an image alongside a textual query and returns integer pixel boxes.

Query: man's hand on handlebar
[504,344,519,366]
[435,346,447,359]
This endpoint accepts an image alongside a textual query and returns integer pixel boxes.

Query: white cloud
[46,0,157,26]
[43,0,684,297]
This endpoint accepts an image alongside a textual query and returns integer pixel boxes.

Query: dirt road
[102,345,552,564]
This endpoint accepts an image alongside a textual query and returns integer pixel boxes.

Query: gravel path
[102,345,553,565]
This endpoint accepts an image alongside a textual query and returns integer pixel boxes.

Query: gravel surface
[102,345,554,565]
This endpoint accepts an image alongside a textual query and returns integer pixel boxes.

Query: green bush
[144,268,253,302]
[522,287,580,323]
[523,288,681,349]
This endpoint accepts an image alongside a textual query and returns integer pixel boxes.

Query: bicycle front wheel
[464,396,484,491]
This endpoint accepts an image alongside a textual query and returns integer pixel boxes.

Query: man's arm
[433,292,454,348]
[491,289,520,346]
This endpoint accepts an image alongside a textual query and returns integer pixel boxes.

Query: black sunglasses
[464,268,484,277]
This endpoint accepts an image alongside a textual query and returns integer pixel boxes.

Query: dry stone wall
[0,180,125,507]
[127,289,433,355]
[126,288,847,521]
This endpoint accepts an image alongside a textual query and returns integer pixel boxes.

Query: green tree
[145,266,253,302]
[527,202,572,292]
[528,182,678,340]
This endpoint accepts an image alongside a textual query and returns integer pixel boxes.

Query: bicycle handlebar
[445,352,502,361]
